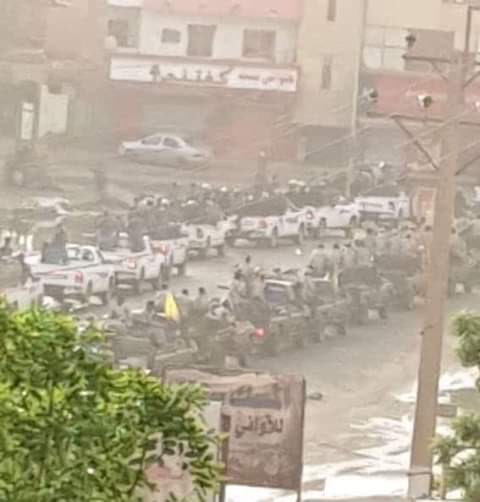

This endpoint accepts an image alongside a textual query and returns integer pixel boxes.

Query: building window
[187,24,216,57]
[364,26,408,71]
[108,19,137,48]
[242,29,276,60]
[327,0,336,22]
[161,28,181,44]
[321,55,333,90]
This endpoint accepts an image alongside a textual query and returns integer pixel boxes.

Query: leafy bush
[0,305,220,501]
[433,313,480,501]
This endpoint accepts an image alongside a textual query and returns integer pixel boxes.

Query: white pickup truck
[182,221,227,258]
[354,186,411,222]
[150,224,189,278]
[0,259,44,310]
[304,202,361,237]
[27,244,115,304]
[232,196,307,248]
[102,235,167,292]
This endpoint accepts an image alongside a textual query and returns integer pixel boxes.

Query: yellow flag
[164,292,180,322]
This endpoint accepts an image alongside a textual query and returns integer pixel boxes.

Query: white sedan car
[119,133,211,167]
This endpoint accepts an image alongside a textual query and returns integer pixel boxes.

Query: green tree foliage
[433,313,480,501]
[0,305,220,502]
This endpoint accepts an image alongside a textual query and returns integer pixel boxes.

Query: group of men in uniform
[305,217,474,288]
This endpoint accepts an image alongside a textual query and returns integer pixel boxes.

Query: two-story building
[106,0,302,158]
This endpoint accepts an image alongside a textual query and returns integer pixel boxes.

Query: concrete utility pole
[408,54,463,498]
[406,6,480,497]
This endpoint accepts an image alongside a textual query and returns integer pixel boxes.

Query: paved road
[107,238,470,472]
[12,144,468,496]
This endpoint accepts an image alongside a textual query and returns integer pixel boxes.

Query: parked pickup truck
[304,202,361,237]
[150,224,189,278]
[182,221,227,258]
[27,244,115,304]
[287,188,359,237]
[102,234,167,292]
[0,258,44,310]
[354,185,410,222]
[231,196,307,248]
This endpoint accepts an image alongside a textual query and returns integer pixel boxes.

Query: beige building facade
[295,0,366,129]
[294,0,366,164]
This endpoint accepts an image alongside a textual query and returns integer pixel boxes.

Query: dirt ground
[0,141,470,499]
[0,141,335,209]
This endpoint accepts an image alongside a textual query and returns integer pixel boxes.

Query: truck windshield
[67,247,95,262]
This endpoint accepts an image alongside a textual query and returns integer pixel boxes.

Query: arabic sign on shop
[164,370,306,493]
[222,375,305,491]
[110,57,298,92]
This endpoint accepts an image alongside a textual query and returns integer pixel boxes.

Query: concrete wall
[137,12,297,64]
[46,0,107,63]
[295,0,366,128]
[0,0,48,54]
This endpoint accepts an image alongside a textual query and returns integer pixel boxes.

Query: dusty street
[0,149,471,499]
[0,143,331,208]
[0,146,471,498]
[110,238,467,471]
